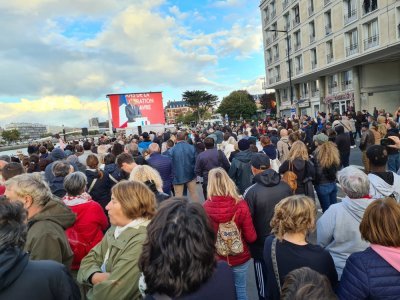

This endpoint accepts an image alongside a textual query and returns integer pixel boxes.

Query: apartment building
[164,100,193,124]
[260,0,400,117]
[5,123,47,139]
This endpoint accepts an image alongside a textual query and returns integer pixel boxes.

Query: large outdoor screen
[107,92,165,128]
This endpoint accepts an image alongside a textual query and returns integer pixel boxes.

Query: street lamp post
[266,29,294,114]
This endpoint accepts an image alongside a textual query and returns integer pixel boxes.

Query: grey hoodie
[368,172,400,202]
[317,196,376,279]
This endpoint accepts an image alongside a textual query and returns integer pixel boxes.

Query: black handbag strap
[271,237,282,294]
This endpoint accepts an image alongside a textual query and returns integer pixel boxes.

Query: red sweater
[204,196,257,266]
[64,199,109,270]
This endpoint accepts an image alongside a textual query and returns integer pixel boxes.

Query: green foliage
[182,90,218,121]
[216,90,257,120]
[1,129,20,144]
[176,112,197,124]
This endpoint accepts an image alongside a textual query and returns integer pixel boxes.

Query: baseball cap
[251,153,270,170]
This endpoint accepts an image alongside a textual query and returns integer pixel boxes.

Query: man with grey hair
[0,200,80,299]
[147,143,173,195]
[277,129,290,163]
[4,173,75,268]
[317,166,375,279]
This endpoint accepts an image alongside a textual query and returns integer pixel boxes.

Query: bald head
[280,129,288,137]
[148,143,160,154]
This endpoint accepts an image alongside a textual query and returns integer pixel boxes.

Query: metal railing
[275,75,281,82]
[341,80,353,91]
[310,35,315,43]
[364,35,379,50]
[311,60,317,69]
[344,9,357,25]
[328,83,338,93]
[311,90,319,97]
[294,42,301,51]
[293,16,300,28]
[274,54,279,62]
[295,67,303,75]
[346,43,358,56]
[325,25,332,35]
[327,53,334,63]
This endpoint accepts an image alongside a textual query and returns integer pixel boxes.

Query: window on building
[309,21,316,43]
[264,7,270,23]
[311,80,319,96]
[275,66,281,81]
[282,89,288,100]
[346,29,358,56]
[301,83,309,98]
[328,74,338,94]
[268,68,274,84]
[294,30,301,51]
[310,48,317,69]
[273,44,279,61]
[295,55,303,75]
[342,70,353,90]
[284,13,291,31]
[272,22,278,40]
[326,40,334,63]
[270,1,276,18]
[364,19,379,50]
[344,0,357,24]
[325,11,332,35]
[266,49,272,64]
[286,59,293,78]
[362,0,377,15]
[287,35,292,54]
[308,0,314,16]
[293,5,300,27]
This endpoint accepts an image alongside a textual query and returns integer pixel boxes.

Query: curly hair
[270,195,316,240]
[129,165,163,192]
[139,199,216,297]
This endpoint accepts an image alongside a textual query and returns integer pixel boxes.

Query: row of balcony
[281,89,320,101]
[328,81,353,93]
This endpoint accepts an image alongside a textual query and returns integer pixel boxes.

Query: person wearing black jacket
[334,125,351,168]
[386,120,400,172]
[244,153,292,300]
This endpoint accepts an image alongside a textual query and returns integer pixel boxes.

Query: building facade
[164,101,193,124]
[5,123,47,139]
[89,117,99,127]
[260,0,400,117]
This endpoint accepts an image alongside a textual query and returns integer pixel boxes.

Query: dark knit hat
[51,148,66,161]
[238,139,250,151]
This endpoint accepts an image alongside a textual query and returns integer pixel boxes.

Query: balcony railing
[274,54,279,62]
[308,6,314,16]
[310,35,315,43]
[341,80,353,91]
[275,75,281,82]
[283,0,289,9]
[327,53,334,63]
[364,35,379,50]
[294,42,301,51]
[346,43,358,56]
[311,90,320,97]
[311,60,317,69]
[324,0,331,6]
[293,16,300,28]
[328,83,338,94]
[325,25,332,35]
[295,67,303,75]
[362,0,377,15]
[344,9,357,24]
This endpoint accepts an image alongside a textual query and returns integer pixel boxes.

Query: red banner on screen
[108,92,165,128]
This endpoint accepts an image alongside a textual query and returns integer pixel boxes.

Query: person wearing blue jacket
[339,197,400,299]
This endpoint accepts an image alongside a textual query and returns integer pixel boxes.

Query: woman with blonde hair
[263,195,337,299]
[203,168,256,300]
[129,165,170,204]
[279,140,315,197]
[78,181,156,300]
[224,136,237,161]
[312,141,341,212]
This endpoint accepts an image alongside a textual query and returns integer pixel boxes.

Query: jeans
[387,153,400,173]
[315,182,338,212]
[232,260,251,300]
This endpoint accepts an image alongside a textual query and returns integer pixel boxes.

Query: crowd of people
[0,106,400,300]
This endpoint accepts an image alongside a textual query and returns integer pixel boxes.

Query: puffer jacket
[311,157,339,185]
[339,247,400,299]
[203,196,257,266]
[228,150,254,194]
[86,169,113,210]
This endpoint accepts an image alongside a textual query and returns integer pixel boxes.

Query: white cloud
[169,5,189,19]
[210,0,243,8]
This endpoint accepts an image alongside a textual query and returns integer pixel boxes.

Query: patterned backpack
[215,213,244,257]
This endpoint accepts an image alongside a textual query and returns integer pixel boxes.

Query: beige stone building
[164,101,193,124]
[260,0,400,117]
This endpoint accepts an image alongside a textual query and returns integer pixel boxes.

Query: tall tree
[216,90,257,120]
[182,90,218,121]
[1,129,20,144]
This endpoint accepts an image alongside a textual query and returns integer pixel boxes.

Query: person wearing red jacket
[62,172,109,271]
[204,168,257,300]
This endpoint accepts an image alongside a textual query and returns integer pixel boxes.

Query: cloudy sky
[0,0,266,127]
